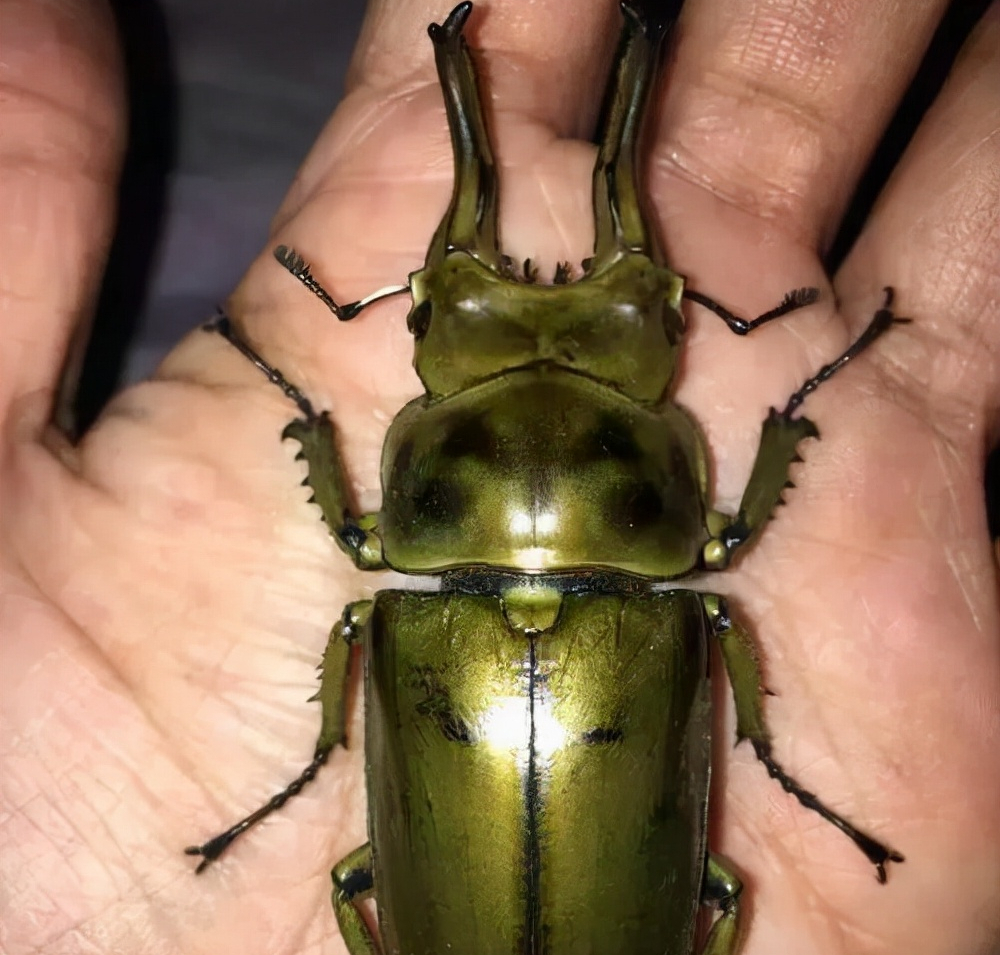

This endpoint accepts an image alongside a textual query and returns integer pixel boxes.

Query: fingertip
[0,0,125,434]
[833,0,999,427]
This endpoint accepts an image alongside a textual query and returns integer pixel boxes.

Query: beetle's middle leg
[702,594,904,882]
[185,601,371,871]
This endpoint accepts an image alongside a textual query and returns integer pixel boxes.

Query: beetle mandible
[187,2,905,951]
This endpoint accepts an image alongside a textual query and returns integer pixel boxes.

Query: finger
[835,4,1000,433]
[0,0,124,433]
[650,0,950,248]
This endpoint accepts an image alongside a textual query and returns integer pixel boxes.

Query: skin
[1,0,998,953]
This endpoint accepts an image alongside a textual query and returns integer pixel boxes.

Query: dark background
[82,0,998,535]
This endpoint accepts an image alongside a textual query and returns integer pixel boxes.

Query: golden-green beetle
[187,2,904,951]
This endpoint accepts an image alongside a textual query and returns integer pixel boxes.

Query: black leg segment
[273,245,409,322]
[683,285,820,335]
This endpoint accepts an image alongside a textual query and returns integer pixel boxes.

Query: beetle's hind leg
[332,843,381,954]
[703,595,905,883]
[700,854,743,955]
[185,601,371,871]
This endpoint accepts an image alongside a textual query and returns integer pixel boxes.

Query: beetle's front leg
[332,842,381,955]
[701,291,906,569]
[185,600,372,871]
[700,854,743,955]
[207,315,385,569]
[703,595,904,882]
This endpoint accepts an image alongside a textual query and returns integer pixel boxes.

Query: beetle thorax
[379,364,709,579]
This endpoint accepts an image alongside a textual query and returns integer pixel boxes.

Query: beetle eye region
[407,300,432,340]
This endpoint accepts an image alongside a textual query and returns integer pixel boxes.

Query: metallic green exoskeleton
[187,2,905,952]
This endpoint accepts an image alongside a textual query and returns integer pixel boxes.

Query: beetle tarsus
[185,746,333,872]
[205,312,318,420]
[185,831,238,873]
[781,288,908,418]
[750,739,904,881]
[683,285,819,335]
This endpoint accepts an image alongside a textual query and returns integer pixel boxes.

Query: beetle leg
[312,600,370,752]
[703,595,905,882]
[185,601,371,872]
[778,288,909,419]
[699,853,743,955]
[282,414,385,569]
[699,405,818,571]
[701,291,907,570]
[683,285,820,335]
[205,315,385,569]
[332,842,380,954]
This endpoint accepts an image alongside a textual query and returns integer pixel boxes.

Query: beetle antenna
[683,286,820,335]
[274,245,409,322]
[204,312,318,420]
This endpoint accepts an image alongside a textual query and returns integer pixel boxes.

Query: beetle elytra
[188,2,905,951]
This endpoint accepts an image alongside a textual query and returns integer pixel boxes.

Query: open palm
[2,1,998,954]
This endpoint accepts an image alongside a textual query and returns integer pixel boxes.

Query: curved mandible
[589,0,680,270]
[426,3,504,272]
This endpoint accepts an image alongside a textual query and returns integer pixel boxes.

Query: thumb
[0,0,125,441]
